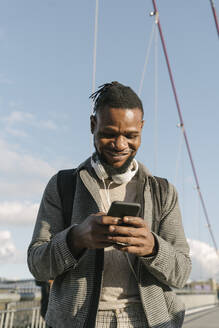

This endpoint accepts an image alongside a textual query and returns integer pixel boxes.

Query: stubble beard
[94,147,135,176]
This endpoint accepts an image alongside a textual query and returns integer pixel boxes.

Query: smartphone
[107,201,141,245]
[107,201,141,220]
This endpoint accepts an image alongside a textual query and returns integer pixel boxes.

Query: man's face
[91,107,144,169]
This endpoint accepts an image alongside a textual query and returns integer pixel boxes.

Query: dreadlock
[90,81,144,117]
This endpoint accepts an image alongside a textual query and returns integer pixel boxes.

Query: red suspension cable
[151,0,218,254]
[210,0,219,38]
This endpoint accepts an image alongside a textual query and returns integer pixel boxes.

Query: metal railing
[0,306,45,328]
[0,279,46,327]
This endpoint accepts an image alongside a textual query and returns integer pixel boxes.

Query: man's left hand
[107,217,157,257]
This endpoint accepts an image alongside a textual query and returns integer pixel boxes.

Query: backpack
[57,169,169,228]
[57,169,77,228]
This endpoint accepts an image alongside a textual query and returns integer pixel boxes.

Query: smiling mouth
[105,151,129,158]
[97,150,135,173]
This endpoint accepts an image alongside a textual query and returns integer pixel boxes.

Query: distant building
[185,278,218,292]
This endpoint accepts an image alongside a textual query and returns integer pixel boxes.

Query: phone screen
[107,201,141,245]
[107,201,141,218]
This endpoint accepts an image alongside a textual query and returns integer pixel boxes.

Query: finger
[99,215,122,226]
[122,216,148,228]
[91,233,117,247]
[95,211,107,216]
[98,225,115,235]
[91,212,106,225]
[107,235,139,246]
[117,245,143,255]
[108,225,138,237]
[108,224,150,239]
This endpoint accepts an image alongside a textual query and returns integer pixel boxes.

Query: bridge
[0,5,218,328]
[184,306,219,328]
[0,279,218,327]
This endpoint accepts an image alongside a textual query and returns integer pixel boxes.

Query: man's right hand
[67,212,120,258]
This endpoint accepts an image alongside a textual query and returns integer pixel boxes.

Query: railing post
[31,308,36,328]
[0,312,5,328]
[0,306,45,328]
[9,311,14,328]
[4,310,11,328]
[36,308,41,327]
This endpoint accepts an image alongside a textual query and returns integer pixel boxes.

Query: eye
[99,133,115,139]
[126,134,138,139]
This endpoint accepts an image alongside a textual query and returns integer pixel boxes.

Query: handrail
[0,291,41,303]
[0,306,45,328]
[176,289,218,295]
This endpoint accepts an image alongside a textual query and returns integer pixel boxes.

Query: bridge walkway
[183,306,219,328]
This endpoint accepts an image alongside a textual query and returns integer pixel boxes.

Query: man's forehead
[95,107,143,131]
[96,106,143,119]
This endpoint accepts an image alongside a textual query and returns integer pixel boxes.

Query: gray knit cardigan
[27,158,191,328]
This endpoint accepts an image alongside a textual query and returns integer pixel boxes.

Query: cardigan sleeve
[27,174,86,281]
[139,183,192,288]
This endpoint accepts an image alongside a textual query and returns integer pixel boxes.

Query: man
[35,279,51,319]
[28,81,191,328]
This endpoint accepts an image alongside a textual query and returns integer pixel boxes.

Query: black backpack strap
[57,169,77,228]
[148,176,169,223]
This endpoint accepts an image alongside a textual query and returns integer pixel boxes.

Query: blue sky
[0,0,219,280]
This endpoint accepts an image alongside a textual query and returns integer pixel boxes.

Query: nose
[114,136,128,151]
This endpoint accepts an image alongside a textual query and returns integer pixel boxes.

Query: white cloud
[2,110,57,132]
[41,120,57,130]
[0,231,16,262]
[5,127,28,137]
[0,139,56,178]
[0,138,56,199]
[0,231,25,266]
[0,74,13,85]
[0,201,39,225]
[0,180,47,200]
[188,239,219,281]
[4,110,34,124]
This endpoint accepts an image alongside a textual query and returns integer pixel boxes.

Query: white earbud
[91,155,138,184]
[91,156,108,180]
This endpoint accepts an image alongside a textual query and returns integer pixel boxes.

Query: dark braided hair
[90,81,144,117]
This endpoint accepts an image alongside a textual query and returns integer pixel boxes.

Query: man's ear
[141,120,145,129]
[90,115,96,134]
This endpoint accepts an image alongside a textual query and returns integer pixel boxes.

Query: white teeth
[108,152,128,156]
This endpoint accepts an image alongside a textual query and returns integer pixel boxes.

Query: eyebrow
[100,126,140,133]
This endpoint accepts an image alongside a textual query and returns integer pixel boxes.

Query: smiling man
[28,82,191,328]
